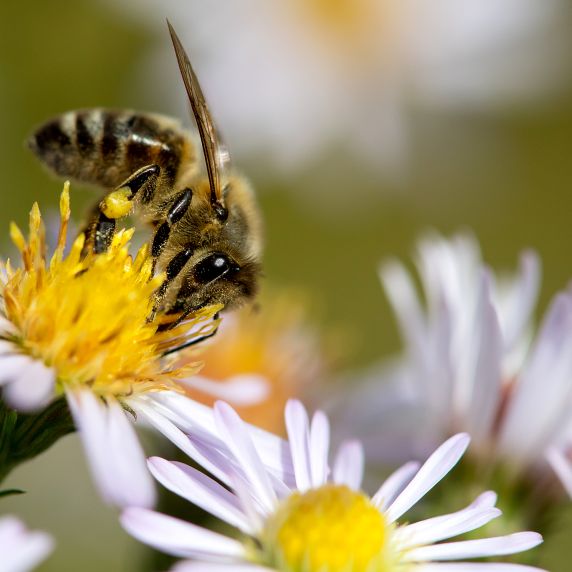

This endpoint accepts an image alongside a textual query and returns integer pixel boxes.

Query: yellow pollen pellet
[100,187,133,219]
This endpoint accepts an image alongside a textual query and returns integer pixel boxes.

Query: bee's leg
[160,304,221,355]
[83,208,116,255]
[83,164,161,254]
[150,188,193,260]
[162,322,220,356]
[149,188,194,316]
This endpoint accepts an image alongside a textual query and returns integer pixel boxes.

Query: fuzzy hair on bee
[28,22,263,332]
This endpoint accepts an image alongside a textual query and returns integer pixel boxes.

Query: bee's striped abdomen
[29,109,194,191]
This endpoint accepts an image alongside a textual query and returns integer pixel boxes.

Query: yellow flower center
[0,184,220,399]
[262,485,392,572]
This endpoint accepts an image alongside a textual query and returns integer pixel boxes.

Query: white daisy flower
[103,0,570,179]
[333,233,572,497]
[121,399,544,572]
[0,185,264,509]
[0,516,53,572]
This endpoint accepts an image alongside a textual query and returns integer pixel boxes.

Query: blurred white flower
[103,0,570,179]
[331,233,572,496]
[122,399,543,572]
[0,516,53,572]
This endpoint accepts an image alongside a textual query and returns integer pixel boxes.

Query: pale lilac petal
[372,461,421,510]
[214,401,277,511]
[285,400,312,491]
[226,469,265,533]
[394,492,500,548]
[134,399,232,484]
[0,353,31,385]
[141,392,295,485]
[180,374,270,406]
[419,564,546,572]
[309,410,330,487]
[2,360,55,412]
[546,446,572,497]
[385,434,470,523]
[500,294,572,461]
[67,389,155,508]
[147,457,252,534]
[188,433,292,502]
[404,532,542,561]
[173,562,273,572]
[0,516,54,572]
[379,259,426,352]
[463,271,502,442]
[332,440,364,490]
[502,251,541,353]
[120,508,245,560]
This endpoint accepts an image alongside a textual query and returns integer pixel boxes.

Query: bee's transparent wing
[168,21,230,208]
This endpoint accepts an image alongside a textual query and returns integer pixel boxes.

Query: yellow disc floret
[0,184,220,399]
[262,484,393,572]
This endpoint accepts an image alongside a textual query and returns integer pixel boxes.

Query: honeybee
[28,23,262,335]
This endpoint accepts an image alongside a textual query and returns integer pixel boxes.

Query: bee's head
[164,250,261,315]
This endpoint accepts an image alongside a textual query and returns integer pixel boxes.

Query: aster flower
[0,515,53,572]
[104,0,569,180]
[0,185,262,508]
[332,233,572,499]
[185,293,325,434]
[121,399,543,572]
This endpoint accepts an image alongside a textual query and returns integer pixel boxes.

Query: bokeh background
[2,0,572,569]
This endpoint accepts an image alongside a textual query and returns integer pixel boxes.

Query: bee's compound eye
[194,253,236,284]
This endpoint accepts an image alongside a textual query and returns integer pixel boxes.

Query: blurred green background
[2,0,572,570]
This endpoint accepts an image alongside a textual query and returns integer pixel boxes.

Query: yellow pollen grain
[263,484,389,572]
[0,183,221,399]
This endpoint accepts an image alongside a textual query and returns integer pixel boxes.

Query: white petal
[545,446,572,497]
[67,389,156,508]
[463,271,502,442]
[140,392,295,485]
[134,398,233,486]
[380,258,426,352]
[147,457,252,534]
[120,508,245,560]
[404,532,542,561]
[2,360,55,412]
[394,492,500,548]
[214,401,277,511]
[309,410,330,488]
[372,461,421,510]
[285,400,312,491]
[0,516,54,572]
[500,293,572,461]
[502,250,541,353]
[180,374,270,406]
[419,564,546,572]
[226,468,265,533]
[385,433,470,523]
[332,440,364,490]
[0,354,32,385]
